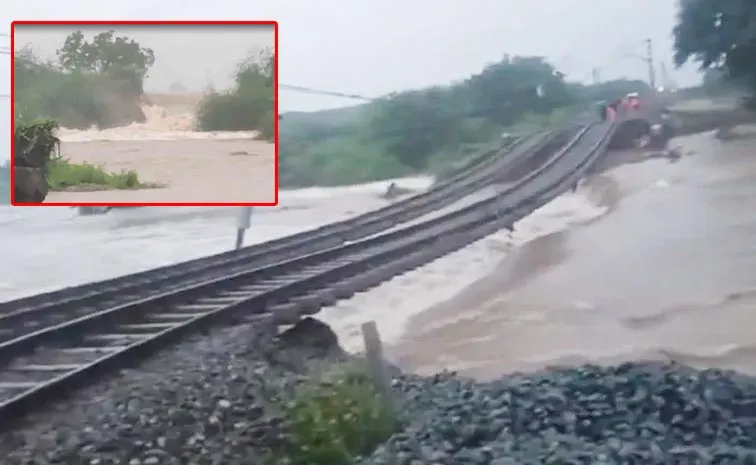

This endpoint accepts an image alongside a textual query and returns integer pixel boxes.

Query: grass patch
[47,157,160,191]
[265,363,402,465]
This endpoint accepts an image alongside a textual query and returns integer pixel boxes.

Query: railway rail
[0,129,573,338]
[0,121,615,422]
[0,132,548,313]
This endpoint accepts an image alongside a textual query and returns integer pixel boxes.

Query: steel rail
[0,130,577,344]
[0,122,615,422]
[0,133,535,316]
[0,130,571,326]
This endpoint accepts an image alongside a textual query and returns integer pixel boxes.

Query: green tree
[363,55,576,171]
[464,56,574,125]
[195,48,275,139]
[56,30,155,94]
[672,0,756,101]
[367,87,464,170]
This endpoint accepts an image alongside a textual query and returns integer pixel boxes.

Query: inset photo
[11,20,278,206]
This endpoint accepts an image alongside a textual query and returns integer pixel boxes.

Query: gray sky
[12,25,274,93]
[2,0,701,158]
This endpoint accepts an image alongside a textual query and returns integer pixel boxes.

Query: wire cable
[279,83,377,101]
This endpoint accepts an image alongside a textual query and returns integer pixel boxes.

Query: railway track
[1,132,550,313]
[0,121,615,422]
[0,129,573,338]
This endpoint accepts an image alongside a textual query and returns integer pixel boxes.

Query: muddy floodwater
[44,95,276,204]
[389,130,756,377]
[5,108,756,380]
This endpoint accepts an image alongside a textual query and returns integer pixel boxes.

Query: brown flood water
[46,139,276,204]
[44,93,276,204]
[391,130,756,379]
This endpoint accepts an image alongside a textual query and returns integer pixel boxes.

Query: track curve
[0,129,573,333]
[0,121,615,423]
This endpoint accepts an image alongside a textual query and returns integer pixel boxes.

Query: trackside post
[235,206,254,250]
[361,320,396,415]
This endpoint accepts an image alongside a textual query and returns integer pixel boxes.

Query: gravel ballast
[363,362,756,465]
[4,316,756,464]
[0,317,348,464]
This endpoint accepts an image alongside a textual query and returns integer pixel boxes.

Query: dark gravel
[361,362,756,465]
[6,314,756,465]
[0,316,347,465]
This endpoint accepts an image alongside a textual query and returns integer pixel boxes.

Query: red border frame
[10,20,279,207]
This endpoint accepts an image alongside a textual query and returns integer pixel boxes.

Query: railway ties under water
[0,121,615,426]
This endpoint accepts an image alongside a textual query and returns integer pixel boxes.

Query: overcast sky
[1,0,700,158]
[12,25,274,93]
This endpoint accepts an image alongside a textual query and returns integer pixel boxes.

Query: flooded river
[390,130,756,377]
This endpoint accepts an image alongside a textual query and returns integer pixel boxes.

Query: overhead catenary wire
[279,83,376,101]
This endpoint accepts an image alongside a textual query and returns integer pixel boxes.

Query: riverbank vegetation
[13,31,157,193]
[45,158,155,192]
[673,0,756,107]
[14,30,155,129]
[195,49,276,141]
[277,56,649,187]
[14,119,152,194]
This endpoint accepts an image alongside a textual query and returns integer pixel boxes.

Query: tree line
[278,56,649,186]
[673,0,756,106]
[14,30,275,137]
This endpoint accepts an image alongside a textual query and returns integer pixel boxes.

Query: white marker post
[361,321,396,415]
[235,206,253,250]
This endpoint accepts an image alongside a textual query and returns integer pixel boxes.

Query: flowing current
[5,96,754,377]
[45,93,275,204]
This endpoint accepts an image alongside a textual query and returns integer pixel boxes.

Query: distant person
[606,105,617,122]
[605,100,620,122]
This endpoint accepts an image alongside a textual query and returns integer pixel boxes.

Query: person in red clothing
[606,105,617,121]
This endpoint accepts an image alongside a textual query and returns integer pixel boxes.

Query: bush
[14,118,60,169]
[256,110,276,142]
[195,49,275,136]
[15,119,152,191]
[267,364,401,465]
[46,157,152,191]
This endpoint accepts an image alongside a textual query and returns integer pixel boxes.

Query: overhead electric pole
[591,67,601,85]
[645,38,656,90]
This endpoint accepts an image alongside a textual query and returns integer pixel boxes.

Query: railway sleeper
[3,368,74,383]
[8,347,120,371]
[280,295,323,316]
[269,303,304,326]
[117,322,175,333]
[0,149,519,323]
[84,333,149,346]
[146,312,207,323]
